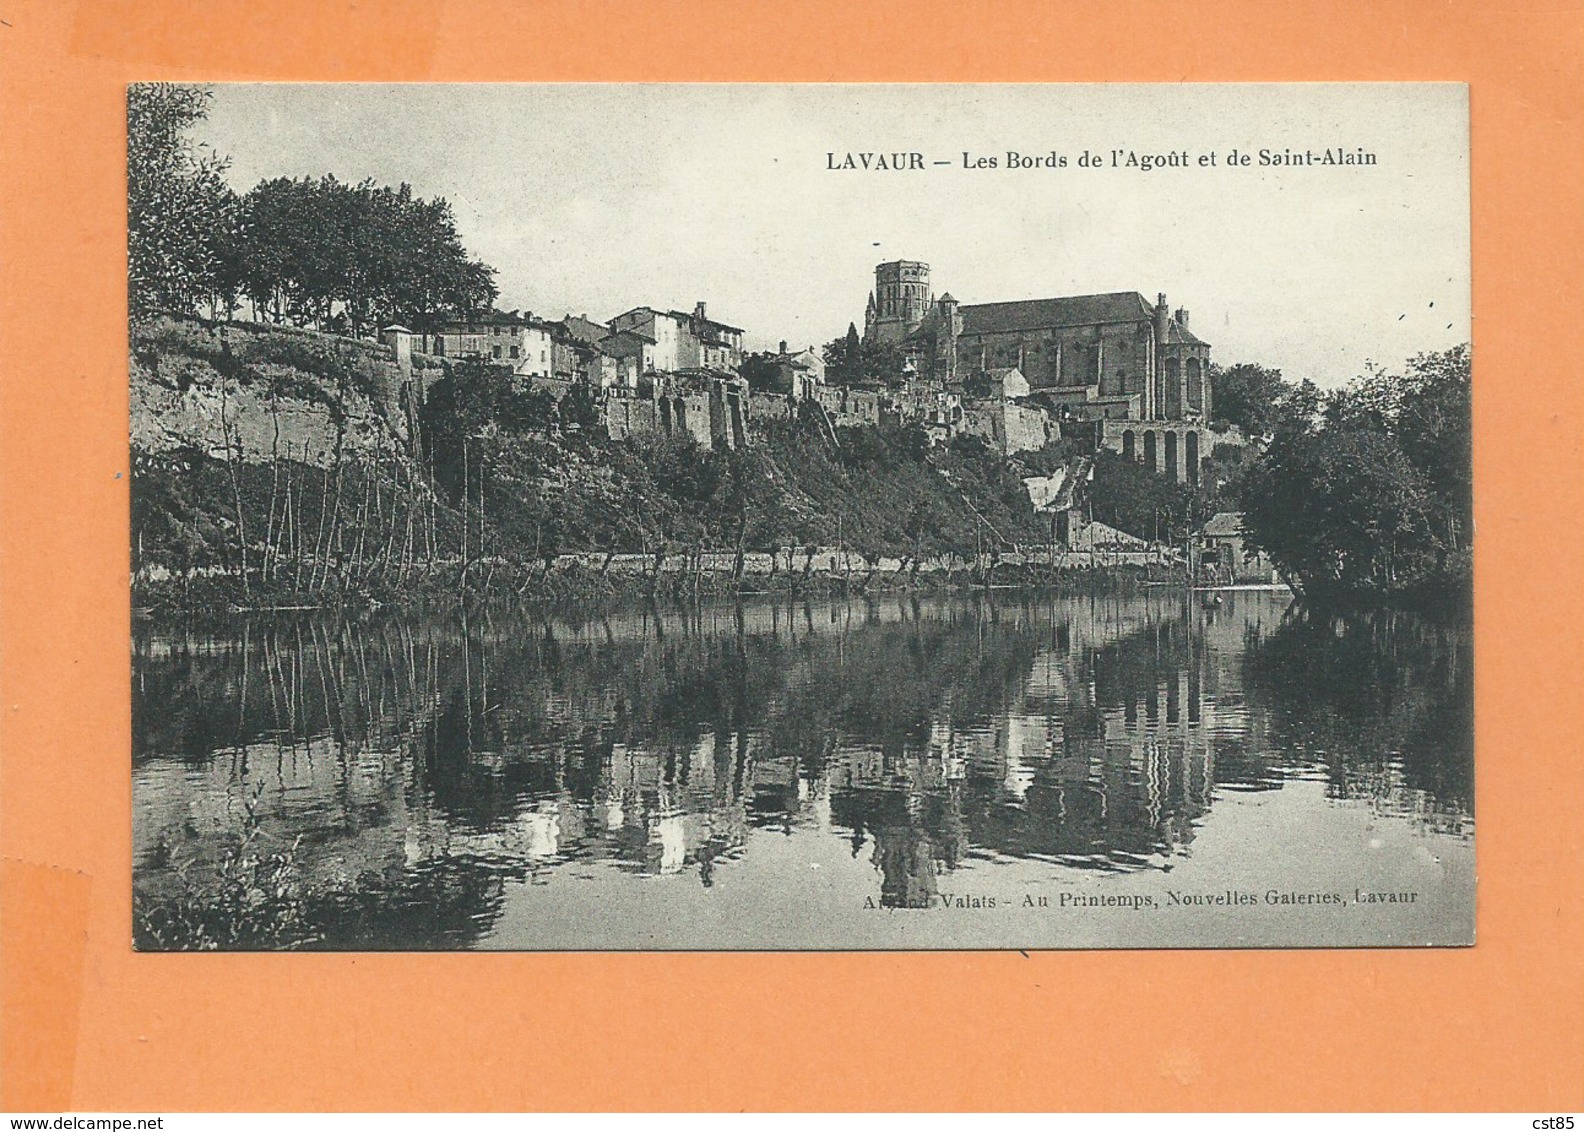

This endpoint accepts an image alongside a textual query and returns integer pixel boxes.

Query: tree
[823,324,904,386]
[420,361,557,502]
[707,448,790,578]
[558,383,600,434]
[128,84,237,318]
[1209,362,1290,437]
[1238,346,1471,606]
[1088,450,1194,545]
[740,353,791,395]
[1241,420,1436,601]
[1391,345,1472,553]
[235,175,498,335]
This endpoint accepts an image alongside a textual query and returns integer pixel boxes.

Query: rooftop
[1203,511,1246,537]
[958,292,1157,335]
[669,309,745,334]
[1166,320,1209,347]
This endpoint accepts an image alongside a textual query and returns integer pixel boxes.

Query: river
[132,589,1474,949]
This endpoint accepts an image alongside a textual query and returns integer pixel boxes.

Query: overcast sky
[194,83,1469,385]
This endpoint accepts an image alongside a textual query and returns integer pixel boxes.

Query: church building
[862,259,1216,482]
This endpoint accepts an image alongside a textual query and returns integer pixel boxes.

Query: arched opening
[1186,357,1203,413]
[1164,430,1179,482]
[1143,430,1158,472]
[1165,358,1183,418]
[1185,430,1200,487]
[1122,429,1136,461]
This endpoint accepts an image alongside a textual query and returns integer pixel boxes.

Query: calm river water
[133,590,1474,949]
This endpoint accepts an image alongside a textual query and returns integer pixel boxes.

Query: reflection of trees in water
[833,784,968,908]
[1241,606,1473,823]
[307,856,517,950]
[135,592,1473,941]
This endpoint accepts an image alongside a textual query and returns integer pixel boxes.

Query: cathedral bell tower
[866,260,931,345]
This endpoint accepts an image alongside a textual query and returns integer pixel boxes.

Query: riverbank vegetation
[1226,346,1471,607]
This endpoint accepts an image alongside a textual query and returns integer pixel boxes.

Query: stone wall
[674,392,717,449]
[962,401,1051,455]
[131,317,411,467]
[748,392,793,422]
[604,396,659,442]
[1099,420,1236,485]
[956,322,1153,398]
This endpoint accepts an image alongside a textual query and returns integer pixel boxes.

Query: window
[510,346,519,359]
[492,345,501,359]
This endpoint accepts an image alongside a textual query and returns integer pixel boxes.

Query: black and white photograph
[128,83,1473,951]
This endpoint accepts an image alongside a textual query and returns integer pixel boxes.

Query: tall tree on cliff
[842,323,861,375]
[236,176,497,334]
[127,84,237,319]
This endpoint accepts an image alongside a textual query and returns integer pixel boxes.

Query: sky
[194,83,1470,386]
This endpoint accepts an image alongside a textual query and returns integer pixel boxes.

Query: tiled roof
[438,309,537,330]
[668,309,745,334]
[959,292,1155,335]
[1203,511,1246,537]
[602,328,656,344]
[560,315,609,345]
[1167,321,1208,347]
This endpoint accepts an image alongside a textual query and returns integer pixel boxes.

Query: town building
[761,340,827,399]
[1198,511,1280,583]
[816,384,887,429]
[596,328,657,388]
[606,301,745,375]
[860,259,1215,482]
[961,378,1052,456]
[427,310,557,379]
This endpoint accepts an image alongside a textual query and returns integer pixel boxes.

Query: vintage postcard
[128,83,1472,951]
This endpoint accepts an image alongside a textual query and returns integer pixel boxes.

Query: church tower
[866,260,931,345]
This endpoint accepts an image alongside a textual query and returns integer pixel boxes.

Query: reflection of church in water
[825,598,1268,908]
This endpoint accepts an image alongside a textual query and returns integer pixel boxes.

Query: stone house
[973,366,1031,400]
[961,399,1051,455]
[894,384,964,433]
[427,310,556,379]
[607,301,745,375]
[817,384,886,429]
[751,340,827,400]
[1199,511,1280,583]
[598,328,658,387]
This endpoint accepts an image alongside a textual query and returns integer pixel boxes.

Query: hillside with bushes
[130,315,1095,610]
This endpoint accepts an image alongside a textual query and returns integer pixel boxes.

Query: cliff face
[131,315,415,467]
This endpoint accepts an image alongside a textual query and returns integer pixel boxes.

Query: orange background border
[3,0,1581,1112]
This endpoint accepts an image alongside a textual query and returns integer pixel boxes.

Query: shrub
[134,789,320,951]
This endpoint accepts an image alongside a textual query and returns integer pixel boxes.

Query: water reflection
[132,591,1473,947]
